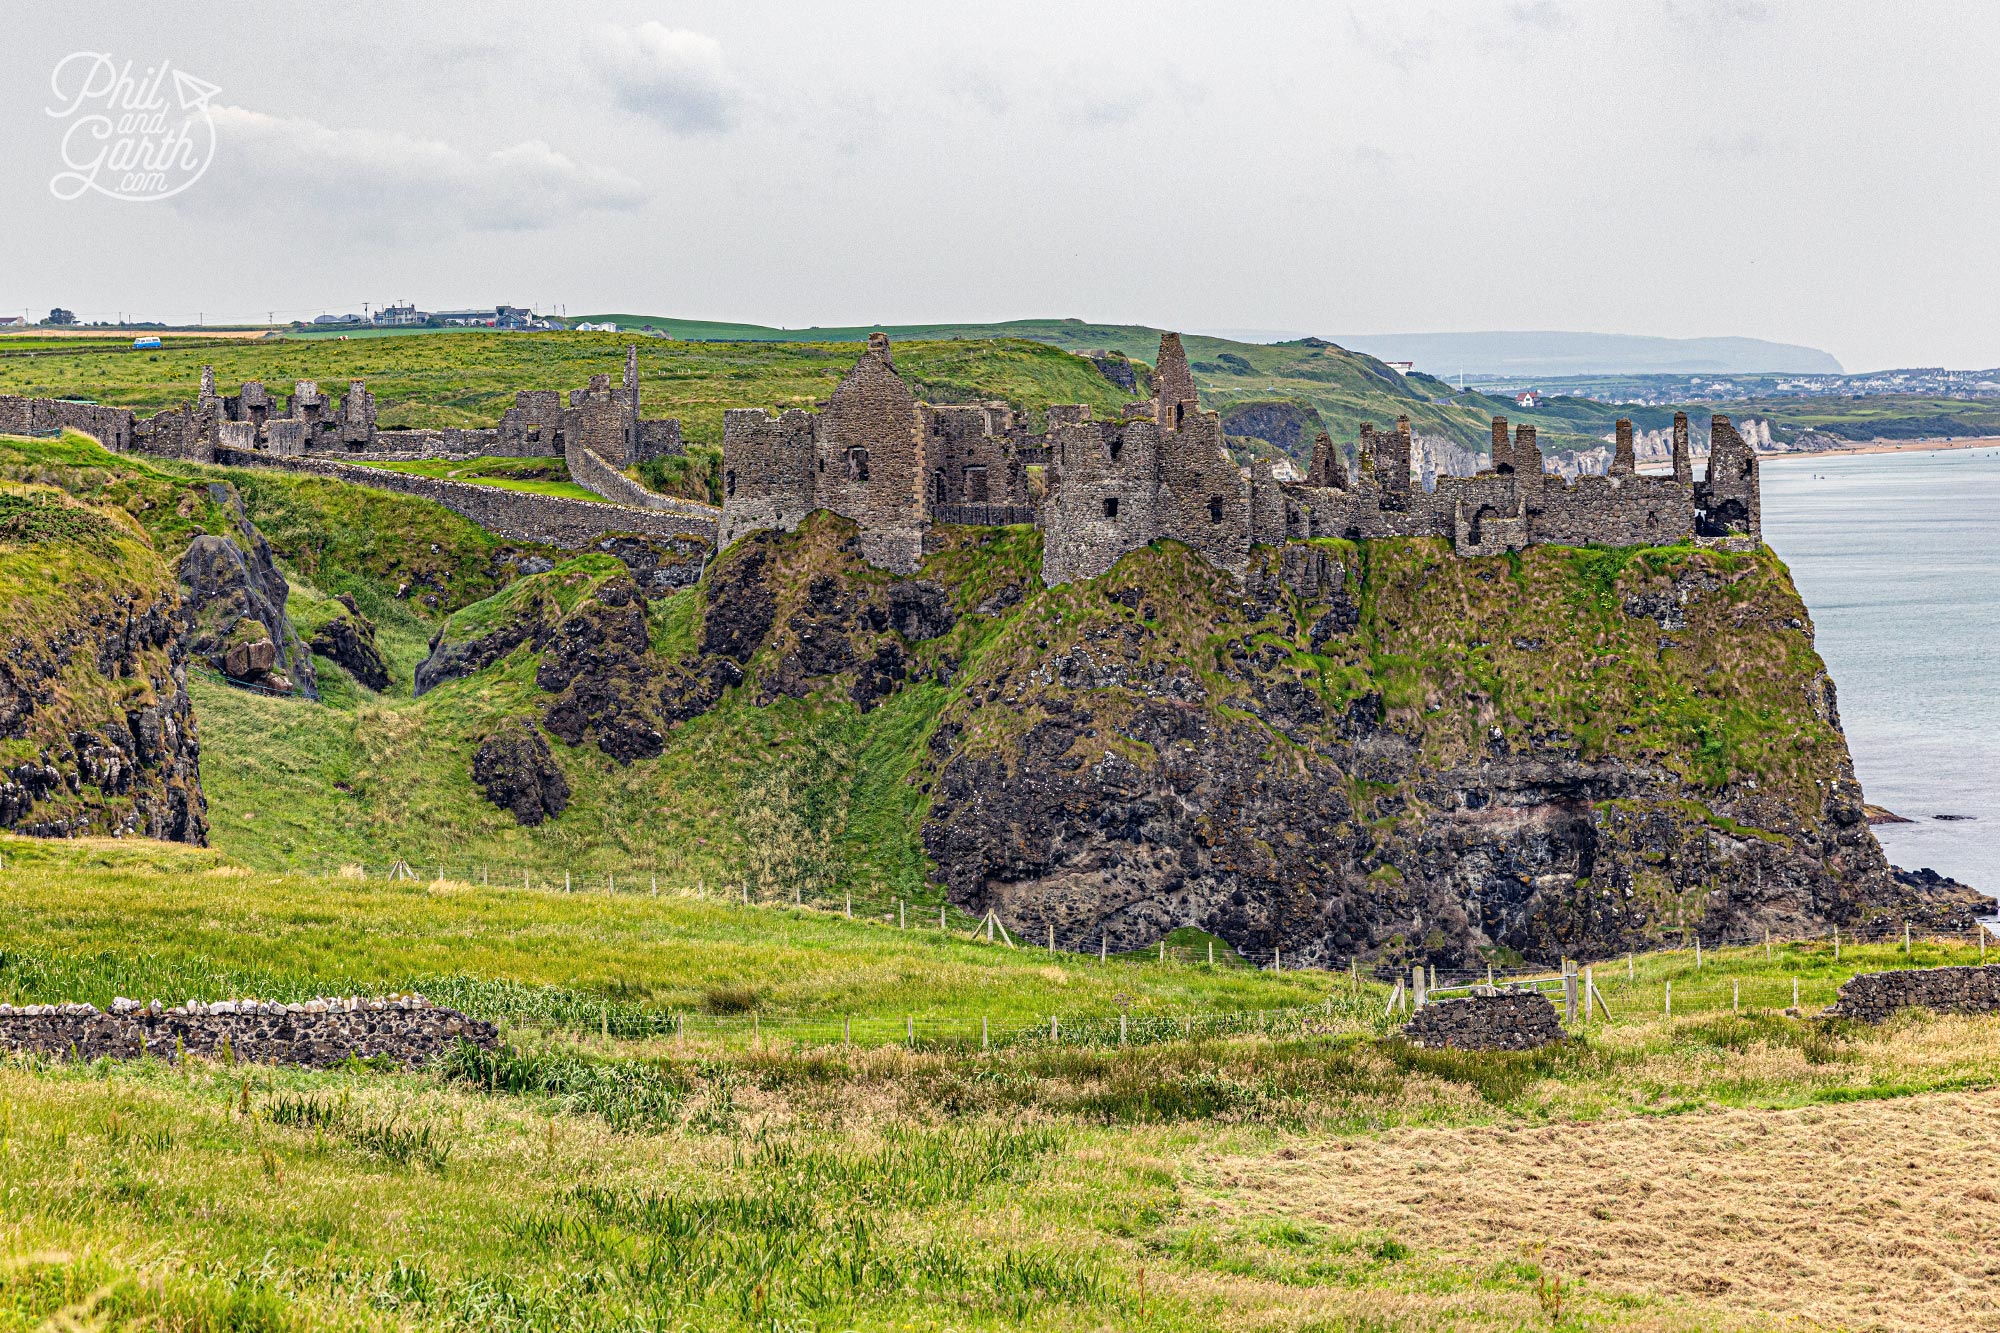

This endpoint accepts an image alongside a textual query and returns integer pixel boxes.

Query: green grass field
[1,836,1997,1331]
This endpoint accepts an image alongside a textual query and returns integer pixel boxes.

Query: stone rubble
[1823,964,2000,1023]
[1401,990,1567,1050]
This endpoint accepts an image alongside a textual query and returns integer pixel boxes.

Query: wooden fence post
[906,1015,914,1047]
[981,1015,988,1051]
[1209,941,1215,967]
[1627,952,1634,981]
[844,893,852,919]
[1413,965,1427,1010]
[1834,925,1840,962]
[1733,979,1740,1013]
[1050,1015,1059,1042]
[1119,1013,1127,1045]
[843,1016,850,1046]
[1563,966,1577,1025]
[1100,934,1107,964]
[564,871,570,893]
[1048,923,1055,955]
[1793,976,1800,1010]
[899,899,906,929]
[1158,939,1166,964]
[939,905,946,930]
[1904,921,1911,956]
[1765,929,1771,961]
[1665,980,1672,1019]
[1695,937,1702,969]
[1582,966,1594,1023]
[1384,980,1403,1016]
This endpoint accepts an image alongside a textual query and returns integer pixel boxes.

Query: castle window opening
[725,468,736,498]
[1103,496,1120,519]
[847,447,869,482]
[1108,438,1123,463]
[964,465,988,503]
[1174,403,1185,427]
[1207,495,1224,524]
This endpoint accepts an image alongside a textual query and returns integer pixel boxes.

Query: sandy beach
[1760,436,2000,461]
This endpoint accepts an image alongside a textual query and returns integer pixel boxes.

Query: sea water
[1759,447,2000,896]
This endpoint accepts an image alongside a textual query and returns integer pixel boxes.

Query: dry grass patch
[1197,1088,2000,1331]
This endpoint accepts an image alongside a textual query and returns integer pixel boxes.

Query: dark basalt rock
[472,720,570,825]
[593,533,707,598]
[309,595,391,692]
[920,543,1987,973]
[175,485,315,698]
[538,579,666,762]
[700,539,777,663]
[415,595,556,697]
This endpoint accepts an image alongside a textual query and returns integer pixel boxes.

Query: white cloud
[195,106,646,236]
[595,23,744,134]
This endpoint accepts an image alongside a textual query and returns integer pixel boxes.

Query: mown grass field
[0,331,1135,444]
[2,839,1999,1331]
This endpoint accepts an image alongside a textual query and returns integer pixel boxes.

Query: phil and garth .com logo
[48,52,220,203]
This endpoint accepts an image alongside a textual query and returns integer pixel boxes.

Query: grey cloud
[190,105,645,238]
[594,22,744,134]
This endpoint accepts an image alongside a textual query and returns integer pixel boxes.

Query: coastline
[1760,436,2000,461]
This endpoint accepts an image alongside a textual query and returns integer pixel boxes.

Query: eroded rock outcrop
[0,486,206,842]
[472,720,570,825]
[177,486,316,698]
[919,538,1983,973]
[309,594,390,692]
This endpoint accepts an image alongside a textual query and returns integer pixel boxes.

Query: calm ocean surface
[1758,447,2000,896]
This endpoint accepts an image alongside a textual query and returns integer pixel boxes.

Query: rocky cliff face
[916,538,1980,970]
[0,485,206,842]
[468,513,1974,971]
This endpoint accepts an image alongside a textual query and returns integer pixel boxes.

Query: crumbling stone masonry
[720,333,1037,573]
[0,995,498,1068]
[1824,964,2000,1023]
[718,331,1766,584]
[1401,990,1567,1050]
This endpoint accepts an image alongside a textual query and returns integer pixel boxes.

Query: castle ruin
[720,332,1763,582]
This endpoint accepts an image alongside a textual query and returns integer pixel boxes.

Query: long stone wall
[0,995,498,1068]
[566,445,692,512]
[1401,990,1566,1050]
[217,447,717,548]
[1825,964,2000,1022]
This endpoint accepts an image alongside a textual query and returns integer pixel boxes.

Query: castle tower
[1696,414,1760,539]
[1611,419,1636,476]
[199,364,216,403]
[1152,332,1200,431]
[1378,415,1413,492]
[1512,424,1543,481]
[1490,416,1511,473]
[1671,412,1693,485]
[1306,430,1347,490]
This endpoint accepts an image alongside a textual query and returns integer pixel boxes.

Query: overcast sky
[4,1,1995,371]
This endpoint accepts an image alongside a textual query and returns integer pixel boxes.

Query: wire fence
[250,856,2000,1050]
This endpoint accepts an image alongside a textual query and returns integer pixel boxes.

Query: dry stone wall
[0,995,497,1068]
[1401,990,1566,1050]
[217,448,717,548]
[1825,964,2000,1022]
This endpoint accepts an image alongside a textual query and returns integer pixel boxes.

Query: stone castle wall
[566,444,697,512]
[0,995,498,1068]
[217,448,717,548]
[1825,964,2000,1022]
